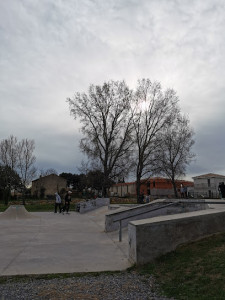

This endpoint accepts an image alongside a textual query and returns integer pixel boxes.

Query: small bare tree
[156,114,195,197]
[17,139,36,203]
[0,135,36,204]
[0,135,19,204]
[131,79,179,202]
[67,80,134,196]
[0,135,18,171]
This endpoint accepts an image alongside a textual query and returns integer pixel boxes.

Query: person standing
[138,191,144,204]
[180,184,185,198]
[64,191,72,214]
[54,192,62,213]
[218,183,225,199]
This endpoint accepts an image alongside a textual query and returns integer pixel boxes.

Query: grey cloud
[1,0,225,177]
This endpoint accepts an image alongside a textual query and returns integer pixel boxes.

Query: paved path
[0,206,130,276]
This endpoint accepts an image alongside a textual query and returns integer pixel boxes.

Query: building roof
[113,181,136,187]
[192,173,225,179]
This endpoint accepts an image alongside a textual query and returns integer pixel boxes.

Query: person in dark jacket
[63,191,72,214]
[218,183,225,199]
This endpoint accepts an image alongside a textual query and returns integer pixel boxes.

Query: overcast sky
[1,0,225,181]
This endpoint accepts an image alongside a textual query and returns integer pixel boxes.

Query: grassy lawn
[0,202,55,212]
[0,197,138,212]
[0,200,81,212]
[138,233,225,300]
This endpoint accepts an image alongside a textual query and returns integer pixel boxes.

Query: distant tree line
[67,78,195,199]
[59,170,114,194]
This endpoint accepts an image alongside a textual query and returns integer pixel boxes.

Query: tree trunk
[171,176,178,198]
[102,171,108,198]
[136,167,142,203]
[4,189,10,206]
[22,194,26,206]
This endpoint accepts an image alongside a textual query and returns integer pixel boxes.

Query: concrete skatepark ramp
[0,205,37,220]
[0,206,129,276]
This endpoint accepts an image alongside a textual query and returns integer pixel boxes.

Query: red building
[110,177,193,198]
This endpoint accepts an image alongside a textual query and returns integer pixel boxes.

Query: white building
[193,173,225,198]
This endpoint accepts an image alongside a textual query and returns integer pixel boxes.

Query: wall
[110,178,193,198]
[77,198,110,213]
[31,174,67,197]
[105,199,208,232]
[194,176,225,198]
[128,208,225,265]
[110,183,136,197]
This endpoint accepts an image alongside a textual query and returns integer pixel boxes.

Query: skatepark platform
[0,206,130,276]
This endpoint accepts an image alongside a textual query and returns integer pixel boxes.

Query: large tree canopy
[131,79,179,200]
[68,78,195,200]
[67,80,134,196]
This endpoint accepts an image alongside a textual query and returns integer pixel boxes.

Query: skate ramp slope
[0,205,37,220]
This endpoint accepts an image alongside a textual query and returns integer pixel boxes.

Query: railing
[114,202,177,242]
[114,200,225,242]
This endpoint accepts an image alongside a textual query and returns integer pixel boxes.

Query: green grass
[0,197,138,212]
[138,233,225,299]
[25,203,54,212]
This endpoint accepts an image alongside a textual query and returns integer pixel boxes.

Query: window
[208,179,210,187]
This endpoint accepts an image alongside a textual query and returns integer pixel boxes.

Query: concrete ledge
[128,208,225,265]
[105,199,208,232]
[78,198,110,213]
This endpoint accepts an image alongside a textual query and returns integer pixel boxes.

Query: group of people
[54,191,72,214]
[138,192,150,204]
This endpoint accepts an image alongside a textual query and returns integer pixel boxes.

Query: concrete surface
[0,206,130,276]
[128,207,225,265]
[105,199,209,232]
[78,197,110,213]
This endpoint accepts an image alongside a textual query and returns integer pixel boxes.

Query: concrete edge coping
[105,198,173,217]
[129,207,225,227]
[105,198,208,218]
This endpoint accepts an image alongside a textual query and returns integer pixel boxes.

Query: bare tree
[0,135,19,204]
[132,79,179,201]
[0,135,36,204]
[39,168,58,176]
[67,80,134,196]
[156,114,195,197]
[0,165,22,205]
[0,135,18,171]
[17,139,36,189]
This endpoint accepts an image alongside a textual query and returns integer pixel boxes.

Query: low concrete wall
[78,198,110,213]
[128,208,225,265]
[105,199,208,232]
